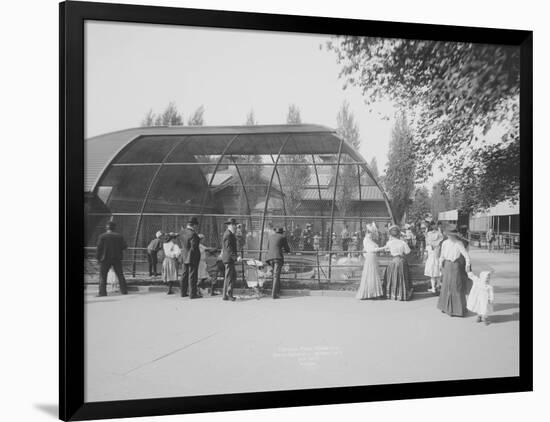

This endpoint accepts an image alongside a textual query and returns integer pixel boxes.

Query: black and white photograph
[5,0,550,421]
[83,15,523,403]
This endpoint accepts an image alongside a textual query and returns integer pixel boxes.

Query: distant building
[469,200,519,235]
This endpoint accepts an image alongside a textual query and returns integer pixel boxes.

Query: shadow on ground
[410,292,439,302]
[238,295,301,301]
[492,273,520,280]
[493,302,520,312]
[85,292,148,304]
[34,404,58,419]
[490,312,520,324]
[493,286,520,295]
[85,298,125,304]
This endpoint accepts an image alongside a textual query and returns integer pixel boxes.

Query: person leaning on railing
[95,221,128,297]
[146,231,163,277]
[204,248,224,296]
[265,227,291,299]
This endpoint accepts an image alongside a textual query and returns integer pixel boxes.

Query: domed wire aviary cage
[85,124,394,285]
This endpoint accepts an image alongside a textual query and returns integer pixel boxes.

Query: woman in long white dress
[424,222,444,293]
[162,233,181,295]
[356,226,385,300]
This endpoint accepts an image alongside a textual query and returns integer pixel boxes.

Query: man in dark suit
[96,221,128,296]
[266,227,290,299]
[221,218,241,301]
[179,217,201,299]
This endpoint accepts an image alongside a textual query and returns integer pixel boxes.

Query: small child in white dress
[107,268,119,292]
[466,270,494,325]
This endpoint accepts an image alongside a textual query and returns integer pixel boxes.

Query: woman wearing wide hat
[382,225,413,301]
[437,228,471,316]
[356,223,386,300]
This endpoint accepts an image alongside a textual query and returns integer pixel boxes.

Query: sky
[85,21,397,171]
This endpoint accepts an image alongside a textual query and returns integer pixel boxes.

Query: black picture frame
[60,1,533,420]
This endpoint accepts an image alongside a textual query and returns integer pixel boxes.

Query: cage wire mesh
[85,129,393,285]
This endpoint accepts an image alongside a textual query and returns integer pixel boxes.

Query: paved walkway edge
[85,285,439,298]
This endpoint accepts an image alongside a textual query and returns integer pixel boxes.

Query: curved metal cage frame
[85,124,394,282]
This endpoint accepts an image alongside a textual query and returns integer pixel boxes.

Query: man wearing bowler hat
[266,227,290,299]
[221,217,241,301]
[179,216,201,299]
[96,221,128,296]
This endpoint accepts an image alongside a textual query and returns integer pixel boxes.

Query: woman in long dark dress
[437,229,471,316]
[382,226,413,301]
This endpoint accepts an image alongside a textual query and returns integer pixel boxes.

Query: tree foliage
[278,105,311,215]
[245,109,258,126]
[327,37,520,211]
[409,186,431,222]
[286,104,302,125]
[368,157,380,182]
[336,101,360,149]
[430,180,449,219]
[335,101,361,217]
[232,110,263,213]
[140,102,184,126]
[187,105,205,126]
[141,109,155,126]
[385,112,416,223]
[160,102,183,126]
[430,180,464,218]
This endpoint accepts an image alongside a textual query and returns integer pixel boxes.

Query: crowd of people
[353,221,494,324]
[96,217,241,300]
[95,216,495,323]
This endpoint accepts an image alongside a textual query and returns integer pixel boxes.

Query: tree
[278,105,311,215]
[336,101,360,149]
[409,186,431,222]
[141,109,155,126]
[141,102,184,127]
[187,105,205,126]
[232,110,263,214]
[430,180,449,219]
[286,104,302,124]
[245,109,258,126]
[368,157,379,182]
[327,37,520,210]
[385,112,416,223]
[160,101,183,126]
[447,185,463,210]
[335,101,361,217]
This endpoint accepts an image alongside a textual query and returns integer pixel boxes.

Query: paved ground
[84,249,519,402]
